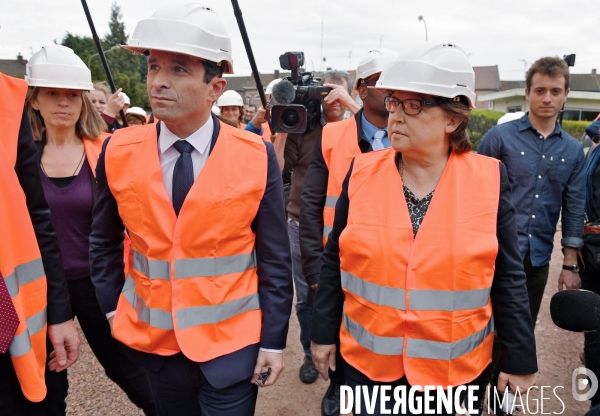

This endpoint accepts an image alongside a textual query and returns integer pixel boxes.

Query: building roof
[478,88,600,102]
[224,71,291,92]
[499,74,600,92]
[0,55,27,79]
[473,66,500,91]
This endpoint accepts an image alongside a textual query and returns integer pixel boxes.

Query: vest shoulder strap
[0,74,28,166]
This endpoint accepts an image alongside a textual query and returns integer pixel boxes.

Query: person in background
[86,81,127,133]
[0,70,80,416]
[244,103,257,124]
[299,49,397,416]
[126,107,147,126]
[271,69,360,416]
[25,45,156,416]
[216,90,246,129]
[311,43,537,415]
[477,56,585,413]
[87,82,109,114]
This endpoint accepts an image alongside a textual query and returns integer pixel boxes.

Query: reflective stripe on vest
[4,258,45,298]
[132,249,170,280]
[8,308,47,357]
[175,251,257,279]
[325,195,338,209]
[406,317,494,360]
[341,271,406,310]
[343,313,403,356]
[323,225,333,239]
[121,275,174,330]
[176,293,260,329]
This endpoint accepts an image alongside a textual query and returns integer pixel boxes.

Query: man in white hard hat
[89,4,293,415]
[299,49,397,416]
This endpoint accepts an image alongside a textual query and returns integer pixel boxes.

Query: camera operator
[299,50,397,416]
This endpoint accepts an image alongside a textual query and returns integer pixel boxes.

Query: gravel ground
[65,231,592,415]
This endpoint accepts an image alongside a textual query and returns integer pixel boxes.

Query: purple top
[40,158,93,280]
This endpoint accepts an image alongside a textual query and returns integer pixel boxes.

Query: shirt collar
[159,117,214,155]
[361,112,387,141]
[517,112,563,138]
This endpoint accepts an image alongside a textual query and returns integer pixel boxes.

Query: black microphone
[271,79,296,105]
[550,290,600,332]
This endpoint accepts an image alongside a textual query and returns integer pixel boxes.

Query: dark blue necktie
[172,140,194,216]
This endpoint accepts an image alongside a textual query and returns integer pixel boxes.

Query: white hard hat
[25,45,93,90]
[120,92,131,105]
[265,78,282,95]
[216,90,244,107]
[123,4,233,74]
[126,106,146,117]
[497,111,525,125]
[372,43,476,108]
[354,48,398,90]
[211,105,221,116]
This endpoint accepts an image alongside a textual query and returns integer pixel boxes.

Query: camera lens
[281,109,300,128]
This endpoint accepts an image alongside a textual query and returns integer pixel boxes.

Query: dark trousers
[582,265,600,408]
[473,251,549,413]
[136,352,258,416]
[42,277,156,416]
[344,362,475,416]
[0,352,44,416]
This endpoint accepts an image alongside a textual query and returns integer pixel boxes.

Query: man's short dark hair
[203,60,224,84]
[247,103,257,110]
[526,57,570,91]
[320,70,351,94]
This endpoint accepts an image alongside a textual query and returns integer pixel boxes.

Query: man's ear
[209,78,227,103]
[358,84,368,101]
[525,88,530,101]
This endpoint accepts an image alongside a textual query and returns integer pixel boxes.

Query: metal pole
[80,0,128,126]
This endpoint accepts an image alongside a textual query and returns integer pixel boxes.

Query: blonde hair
[26,87,106,141]
[93,81,111,100]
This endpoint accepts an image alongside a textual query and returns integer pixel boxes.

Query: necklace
[398,155,404,182]
[40,149,85,177]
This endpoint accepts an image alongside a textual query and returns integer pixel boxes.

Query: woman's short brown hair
[435,96,472,154]
[26,87,106,141]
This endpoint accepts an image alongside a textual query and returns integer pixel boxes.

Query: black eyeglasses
[384,97,439,115]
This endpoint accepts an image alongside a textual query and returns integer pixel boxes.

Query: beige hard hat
[216,90,244,107]
[123,4,233,74]
[26,45,93,90]
[126,106,146,117]
[354,49,398,90]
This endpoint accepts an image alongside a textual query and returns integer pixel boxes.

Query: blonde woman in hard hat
[24,45,157,416]
[216,89,246,128]
[310,43,537,415]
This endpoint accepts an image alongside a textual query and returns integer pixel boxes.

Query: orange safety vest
[105,122,266,362]
[261,123,272,143]
[0,73,48,402]
[339,149,500,387]
[321,116,360,245]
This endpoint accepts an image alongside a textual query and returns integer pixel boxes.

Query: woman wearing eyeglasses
[310,43,538,415]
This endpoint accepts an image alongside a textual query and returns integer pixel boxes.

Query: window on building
[507,106,522,113]
[487,102,494,110]
[582,110,600,122]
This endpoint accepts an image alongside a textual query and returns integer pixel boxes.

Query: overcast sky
[1,0,599,81]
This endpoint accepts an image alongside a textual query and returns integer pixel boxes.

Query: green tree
[104,3,128,47]
[61,3,150,109]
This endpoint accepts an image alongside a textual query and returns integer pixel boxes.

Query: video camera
[270,52,331,134]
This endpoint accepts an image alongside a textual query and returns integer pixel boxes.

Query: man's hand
[558,269,581,291]
[311,342,336,381]
[103,88,125,118]
[251,107,269,129]
[47,320,80,372]
[251,351,285,387]
[497,372,536,394]
[323,83,361,115]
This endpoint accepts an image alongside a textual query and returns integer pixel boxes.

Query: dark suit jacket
[15,107,72,325]
[89,114,293,389]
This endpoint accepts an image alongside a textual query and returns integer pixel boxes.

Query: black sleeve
[492,163,538,375]
[89,137,126,314]
[251,142,294,349]
[299,137,329,287]
[310,161,353,345]
[15,108,72,325]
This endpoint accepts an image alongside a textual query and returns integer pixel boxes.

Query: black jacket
[15,108,72,325]
[311,159,538,379]
[299,109,372,287]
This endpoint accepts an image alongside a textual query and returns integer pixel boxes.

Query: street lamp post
[418,16,428,41]
[88,45,120,68]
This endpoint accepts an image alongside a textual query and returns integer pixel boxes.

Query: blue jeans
[288,220,312,357]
